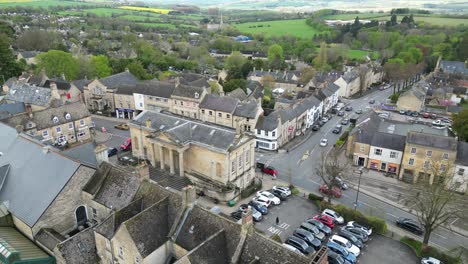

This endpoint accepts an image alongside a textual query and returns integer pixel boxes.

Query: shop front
[387,163,399,174]
[115,108,136,119]
[369,159,380,170]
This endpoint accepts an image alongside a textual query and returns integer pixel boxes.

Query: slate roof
[172,84,205,99]
[401,81,428,101]
[178,73,205,84]
[137,80,175,98]
[62,142,97,168]
[0,102,26,117]
[99,71,138,90]
[188,78,210,88]
[44,79,71,90]
[255,111,280,131]
[406,131,457,151]
[132,111,246,151]
[234,99,258,119]
[3,102,90,131]
[248,70,298,84]
[5,83,51,106]
[228,88,248,101]
[456,142,468,166]
[19,51,40,59]
[439,60,468,75]
[0,123,81,226]
[342,70,359,83]
[71,79,92,92]
[200,94,239,113]
[350,113,380,145]
[371,132,406,151]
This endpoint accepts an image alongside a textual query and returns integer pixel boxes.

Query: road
[92,116,131,149]
[255,88,468,252]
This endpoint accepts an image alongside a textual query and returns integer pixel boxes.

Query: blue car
[247,201,268,215]
[327,241,356,264]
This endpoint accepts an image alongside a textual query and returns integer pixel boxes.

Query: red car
[319,184,342,198]
[313,214,335,228]
[120,138,132,151]
[421,112,430,118]
[262,166,278,176]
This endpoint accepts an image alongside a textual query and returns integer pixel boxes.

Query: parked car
[369,99,375,104]
[282,243,304,255]
[252,196,271,208]
[337,229,363,248]
[256,191,281,205]
[340,118,349,125]
[285,236,315,255]
[421,257,442,264]
[411,111,419,117]
[421,112,430,118]
[345,106,353,111]
[329,235,360,257]
[120,138,132,151]
[327,241,357,264]
[247,201,268,215]
[347,221,372,236]
[319,138,328,147]
[305,218,332,235]
[321,117,329,123]
[118,155,138,166]
[323,209,345,224]
[333,177,349,190]
[293,229,321,250]
[269,189,287,201]
[328,251,351,264]
[396,218,423,235]
[312,214,335,228]
[312,124,320,131]
[114,123,129,130]
[355,109,362,114]
[230,210,242,220]
[337,111,345,116]
[399,109,407,115]
[272,186,291,196]
[341,226,369,242]
[332,125,343,134]
[319,184,342,198]
[300,222,325,241]
[261,166,278,176]
[237,205,262,222]
[107,147,118,157]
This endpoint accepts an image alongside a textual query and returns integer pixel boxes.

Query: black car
[312,124,320,131]
[411,111,419,117]
[230,211,242,220]
[369,99,375,104]
[318,121,325,127]
[332,125,342,134]
[247,201,268,215]
[396,218,423,235]
[293,229,321,250]
[337,229,363,248]
[285,236,315,255]
[345,106,353,111]
[342,226,368,242]
[107,147,118,157]
[305,218,332,236]
[328,251,350,264]
[337,111,345,116]
[269,189,287,201]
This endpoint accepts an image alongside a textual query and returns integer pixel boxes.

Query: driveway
[359,235,419,264]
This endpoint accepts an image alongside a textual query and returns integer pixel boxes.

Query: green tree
[225,51,246,80]
[127,62,150,80]
[457,33,468,61]
[223,79,246,93]
[452,109,468,142]
[313,42,330,71]
[390,14,398,26]
[0,34,23,84]
[36,50,79,80]
[268,44,284,69]
[88,55,112,78]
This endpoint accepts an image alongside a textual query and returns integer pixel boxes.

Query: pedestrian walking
[276,216,279,225]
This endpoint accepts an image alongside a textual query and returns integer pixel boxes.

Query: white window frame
[245,150,250,165]
[442,153,449,160]
[390,151,397,158]
[42,130,49,138]
[65,113,71,120]
[238,156,242,169]
[374,148,382,156]
[79,119,85,126]
[68,123,74,130]
[360,145,365,153]
[426,150,432,157]
[423,160,430,169]
[231,160,236,173]
[56,126,62,133]
[410,147,417,154]
[118,247,124,258]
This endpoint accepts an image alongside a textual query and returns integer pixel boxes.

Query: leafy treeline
[0,21,23,85]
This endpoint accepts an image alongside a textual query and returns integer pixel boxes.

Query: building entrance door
[358,157,365,166]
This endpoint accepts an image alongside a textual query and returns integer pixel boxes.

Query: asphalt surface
[92,116,131,149]
[255,88,468,252]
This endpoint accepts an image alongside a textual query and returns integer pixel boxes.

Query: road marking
[434,233,447,240]
[267,226,282,235]
[450,218,458,225]
[386,213,398,218]
[279,223,290,229]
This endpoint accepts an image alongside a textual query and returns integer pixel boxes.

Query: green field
[322,13,468,26]
[322,13,389,20]
[0,0,101,8]
[234,19,319,38]
[347,49,378,60]
[137,22,176,29]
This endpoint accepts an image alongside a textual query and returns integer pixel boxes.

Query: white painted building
[134,93,145,111]
[368,132,406,174]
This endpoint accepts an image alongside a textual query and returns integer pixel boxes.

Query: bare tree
[413,161,465,251]
[261,74,276,89]
[358,65,369,96]
[315,149,349,203]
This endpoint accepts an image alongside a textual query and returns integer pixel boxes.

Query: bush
[400,236,461,264]
[270,234,282,243]
[308,193,324,201]
[290,185,300,195]
[336,139,344,146]
[241,180,262,198]
[339,131,349,141]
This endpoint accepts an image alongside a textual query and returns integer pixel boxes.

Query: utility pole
[354,167,363,211]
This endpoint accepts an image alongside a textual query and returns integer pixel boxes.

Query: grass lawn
[347,49,379,60]
[234,19,319,39]
[322,13,389,20]
[0,0,100,7]
[137,22,176,29]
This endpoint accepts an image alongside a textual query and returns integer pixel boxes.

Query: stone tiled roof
[99,71,138,90]
[371,132,406,151]
[5,83,51,106]
[439,60,468,75]
[234,99,258,119]
[228,88,248,101]
[200,94,239,113]
[55,227,98,264]
[407,131,457,151]
[342,70,359,83]
[44,79,71,90]
[71,79,92,92]
[172,84,205,99]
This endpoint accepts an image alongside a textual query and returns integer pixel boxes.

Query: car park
[328,251,351,264]
[327,241,357,264]
[319,184,342,198]
[329,235,360,257]
[345,106,353,111]
[337,111,345,116]
[305,218,332,235]
[333,177,349,190]
[237,205,263,222]
[421,257,442,264]
[396,218,423,235]
[256,191,281,205]
[282,243,304,255]
[247,201,268,215]
[312,214,335,228]
[342,226,369,242]
[272,186,291,196]
[347,221,372,236]
[269,189,287,201]
[252,196,271,208]
[340,118,349,125]
[337,229,363,248]
[322,209,345,224]
[293,229,321,250]
[300,222,325,241]
[332,125,343,134]
[285,236,316,255]
[261,166,278,176]
[320,138,328,147]
[107,147,118,157]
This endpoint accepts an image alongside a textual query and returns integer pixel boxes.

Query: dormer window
[53,116,59,123]
[65,113,71,120]
[194,92,199,99]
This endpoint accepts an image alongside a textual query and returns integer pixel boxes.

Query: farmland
[118,6,172,15]
[234,19,319,39]
[347,49,379,60]
[0,0,101,7]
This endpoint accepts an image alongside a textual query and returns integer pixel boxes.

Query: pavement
[254,87,468,254]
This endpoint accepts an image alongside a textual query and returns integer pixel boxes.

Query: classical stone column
[159,144,164,170]
[178,150,185,177]
[169,148,175,174]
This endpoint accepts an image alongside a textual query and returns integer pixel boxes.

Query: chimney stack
[94,144,109,166]
[26,104,33,118]
[182,185,197,208]
[49,82,61,101]
[241,207,254,233]
[134,162,150,181]
[145,118,152,128]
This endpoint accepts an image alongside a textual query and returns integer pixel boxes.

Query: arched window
[75,206,88,227]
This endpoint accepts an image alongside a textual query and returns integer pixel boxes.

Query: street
[255,88,468,252]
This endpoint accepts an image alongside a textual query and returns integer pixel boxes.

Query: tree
[314,42,330,71]
[87,55,112,78]
[16,29,62,51]
[223,79,246,93]
[412,161,464,251]
[299,66,316,84]
[315,149,349,203]
[225,51,246,80]
[127,61,150,80]
[260,74,275,89]
[0,34,23,84]
[358,65,369,96]
[267,44,284,69]
[36,50,80,80]
[390,14,398,26]
[452,109,468,142]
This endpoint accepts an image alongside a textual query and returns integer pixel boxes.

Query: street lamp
[354,167,363,211]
